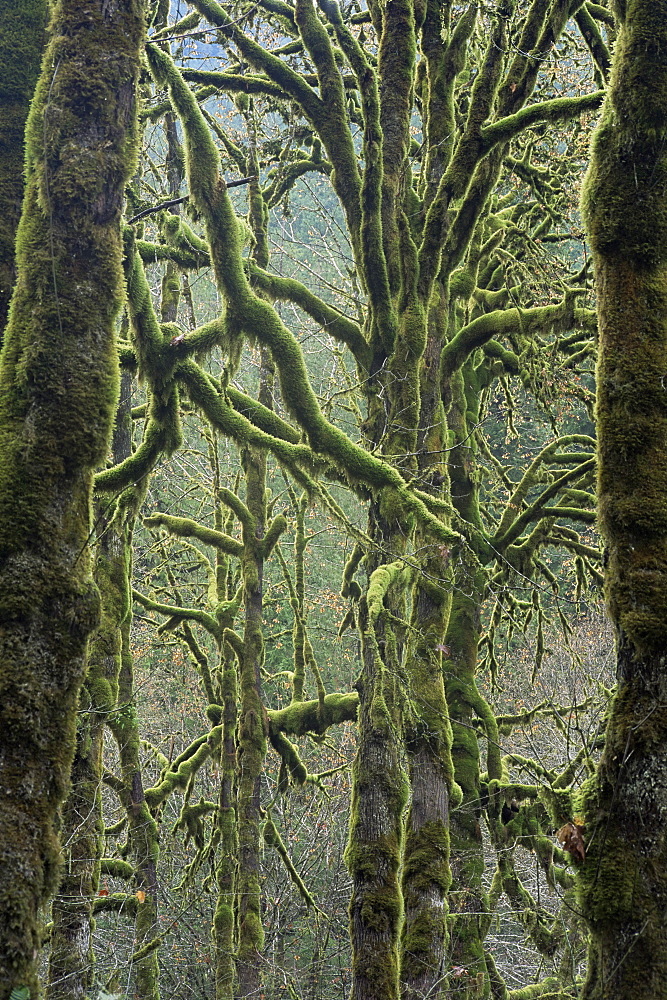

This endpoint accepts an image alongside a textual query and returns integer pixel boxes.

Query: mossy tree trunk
[442,366,494,996]
[400,289,454,1000]
[0,0,48,336]
[236,441,269,999]
[348,580,410,1000]
[108,610,161,1000]
[579,3,667,997]
[47,375,133,1000]
[214,652,238,1000]
[0,1,143,994]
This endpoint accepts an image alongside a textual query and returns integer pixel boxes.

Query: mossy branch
[133,588,221,640]
[492,459,596,550]
[95,416,168,493]
[226,386,301,444]
[182,68,288,99]
[319,0,392,331]
[418,8,508,295]
[269,729,308,785]
[100,858,135,880]
[367,560,412,623]
[143,512,244,557]
[135,238,207,269]
[178,361,316,468]
[496,697,594,735]
[92,893,139,916]
[494,436,595,540]
[293,0,363,248]
[481,91,605,148]
[263,813,322,910]
[188,0,325,121]
[268,691,358,736]
[145,726,222,808]
[441,297,589,380]
[130,923,172,963]
[575,7,611,82]
[341,542,364,599]
[247,262,369,366]
[148,48,461,545]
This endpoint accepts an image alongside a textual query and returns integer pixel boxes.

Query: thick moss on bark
[579,3,667,998]
[47,379,132,1000]
[0,0,48,335]
[45,696,104,1000]
[213,664,238,1000]
[400,283,455,1000]
[0,1,143,994]
[347,586,409,1000]
[108,619,161,1000]
[236,446,269,999]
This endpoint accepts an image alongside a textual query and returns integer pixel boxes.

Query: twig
[127,175,257,224]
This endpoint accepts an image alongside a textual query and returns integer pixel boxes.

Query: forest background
[0,2,664,1000]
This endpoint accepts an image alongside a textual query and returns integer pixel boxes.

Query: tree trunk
[108,608,161,1000]
[579,3,667,997]
[47,377,133,1000]
[0,0,48,335]
[400,291,454,1000]
[0,2,143,994]
[236,442,268,1000]
[348,591,409,1000]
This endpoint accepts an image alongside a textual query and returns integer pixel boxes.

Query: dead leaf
[136,890,146,903]
[556,820,586,862]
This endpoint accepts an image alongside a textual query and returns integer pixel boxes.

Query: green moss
[538,786,573,828]
[579,11,667,991]
[0,0,48,334]
[268,730,308,785]
[144,511,244,557]
[144,727,222,808]
[347,592,409,1000]
[263,814,318,908]
[269,691,358,737]
[0,0,144,991]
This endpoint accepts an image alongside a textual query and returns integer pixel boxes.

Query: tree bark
[0,2,143,994]
[0,0,48,336]
[47,372,134,1000]
[580,3,667,997]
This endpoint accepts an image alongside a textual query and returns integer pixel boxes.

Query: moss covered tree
[0,0,620,996]
[0,0,48,336]
[124,2,606,996]
[579,2,667,997]
[0,0,144,994]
